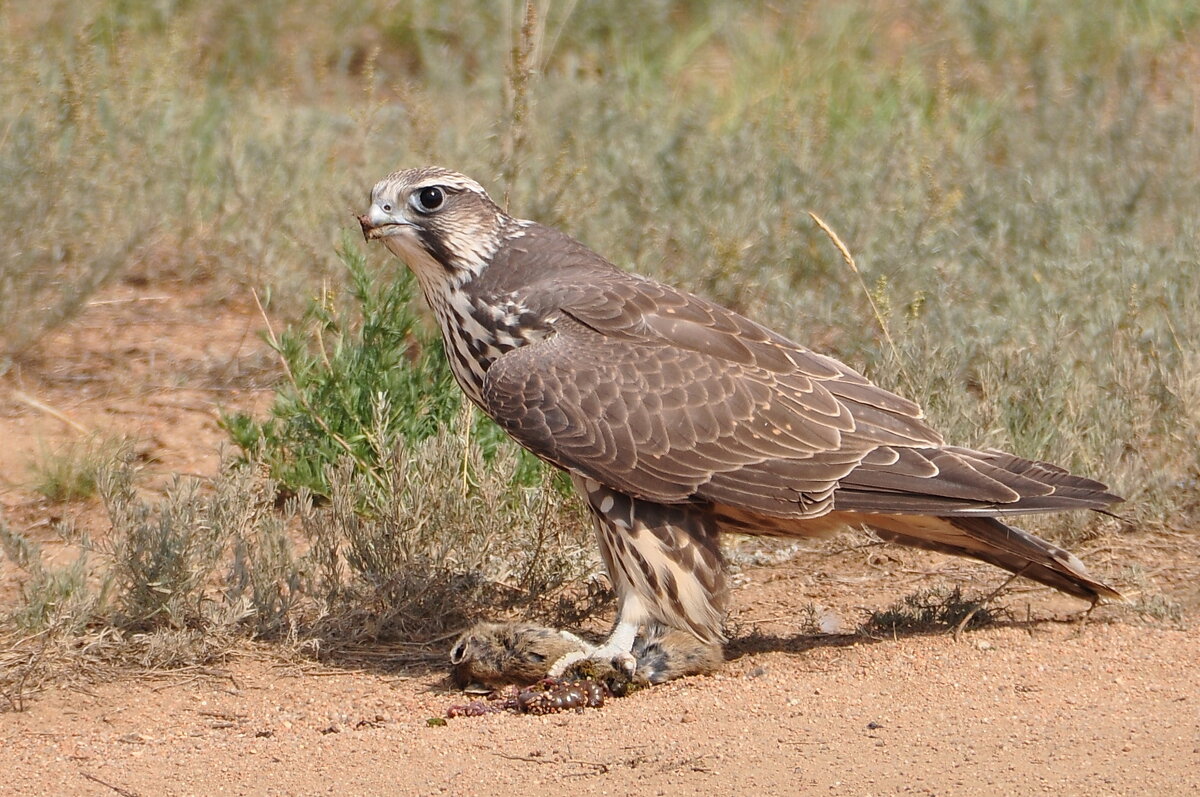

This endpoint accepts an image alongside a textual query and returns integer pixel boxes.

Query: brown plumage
[361,167,1122,672]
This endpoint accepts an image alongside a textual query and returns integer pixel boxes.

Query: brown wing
[831,445,1120,514]
[482,267,1120,518]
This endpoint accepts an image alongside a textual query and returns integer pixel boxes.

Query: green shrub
[223,234,546,497]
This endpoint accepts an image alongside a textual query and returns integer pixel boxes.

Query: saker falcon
[359,167,1121,675]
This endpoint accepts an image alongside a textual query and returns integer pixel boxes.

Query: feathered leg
[551,476,727,676]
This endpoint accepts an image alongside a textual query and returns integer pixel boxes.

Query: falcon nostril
[381,203,392,213]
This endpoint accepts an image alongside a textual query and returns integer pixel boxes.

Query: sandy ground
[1,622,1197,796]
[2,273,1197,796]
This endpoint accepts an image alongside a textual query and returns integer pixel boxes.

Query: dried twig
[81,772,141,797]
[499,0,542,209]
[952,566,1027,642]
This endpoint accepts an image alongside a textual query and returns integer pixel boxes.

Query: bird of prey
[359,166,1121,674]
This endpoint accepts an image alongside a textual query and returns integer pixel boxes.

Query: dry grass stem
[10,390,90,435]
[807,211,902,368]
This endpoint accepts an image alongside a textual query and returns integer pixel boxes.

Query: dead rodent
[450,622,722,692]
[450,623,586,692]
[629,625,724,684]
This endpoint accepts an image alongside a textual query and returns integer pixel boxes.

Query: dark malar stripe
[418,227,459,274]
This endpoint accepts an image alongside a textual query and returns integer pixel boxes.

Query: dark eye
[416,186,444,212]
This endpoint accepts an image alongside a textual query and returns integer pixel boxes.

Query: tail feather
[863,514,1122,602]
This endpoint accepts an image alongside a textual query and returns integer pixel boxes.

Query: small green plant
[96,459,303,637]
[27,436,119,502]
[1,459,310,706]
[1,442,593,682]
[4,455,305,641]
[223,234,546,497]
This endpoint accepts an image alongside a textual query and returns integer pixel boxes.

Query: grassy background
[4,0,1197,522]
[2,1,1198,681]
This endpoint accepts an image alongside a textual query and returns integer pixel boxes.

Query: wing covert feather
[482,286,940,515]
[480,269,1117,519]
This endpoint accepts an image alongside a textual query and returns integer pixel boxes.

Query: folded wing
[481,273,1121,520]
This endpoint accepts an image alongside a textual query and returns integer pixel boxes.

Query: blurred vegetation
[2,0,1199,697]
[3,0,1196,522]
[26,435,118,502]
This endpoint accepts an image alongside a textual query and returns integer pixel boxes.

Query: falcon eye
[414,185,445,212]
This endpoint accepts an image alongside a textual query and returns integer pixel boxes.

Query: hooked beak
[357,203,408,241]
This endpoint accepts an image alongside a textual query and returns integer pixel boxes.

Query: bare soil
[2,274,1197,796]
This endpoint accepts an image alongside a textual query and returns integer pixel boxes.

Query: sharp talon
[612,652,637,678]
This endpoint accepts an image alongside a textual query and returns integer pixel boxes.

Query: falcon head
[359,166,507,286]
